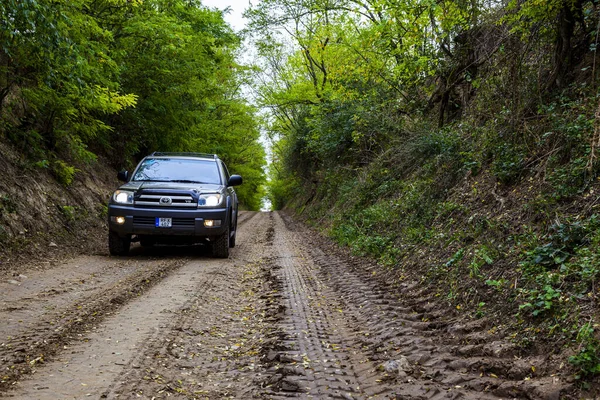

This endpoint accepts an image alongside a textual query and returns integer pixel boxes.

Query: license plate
[155,217,172,228]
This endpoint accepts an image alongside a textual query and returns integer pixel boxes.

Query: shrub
[51,160,77,186]
[569,323,600,379]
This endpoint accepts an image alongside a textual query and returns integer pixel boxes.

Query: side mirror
[117,170,129,182]
[228,175,243,187]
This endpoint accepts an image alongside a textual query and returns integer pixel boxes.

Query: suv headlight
[198,193,222,207]
[112,190,134,204]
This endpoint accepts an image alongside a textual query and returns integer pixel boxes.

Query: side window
[221,161,230,183]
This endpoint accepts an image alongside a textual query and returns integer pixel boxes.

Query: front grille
[133,216,155,225]
[173,218,195,226]
[133,217,196,227]
[135,192,196,208]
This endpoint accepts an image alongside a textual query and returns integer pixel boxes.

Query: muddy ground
[0,211,576,399]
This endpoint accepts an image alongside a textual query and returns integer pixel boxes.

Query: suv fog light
[204,219,221,228]
[111,216,126,225]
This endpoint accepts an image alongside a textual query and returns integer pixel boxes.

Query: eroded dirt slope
[0,141,117,273]
[1,212,573,399]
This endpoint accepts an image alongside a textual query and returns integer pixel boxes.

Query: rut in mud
[1,212,571,399]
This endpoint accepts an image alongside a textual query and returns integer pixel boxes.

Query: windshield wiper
[169,179,208,184]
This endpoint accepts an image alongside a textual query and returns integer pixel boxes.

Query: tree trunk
[547,0,583,90]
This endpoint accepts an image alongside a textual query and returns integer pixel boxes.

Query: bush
[491,143,526,184]
[51,160,77,186]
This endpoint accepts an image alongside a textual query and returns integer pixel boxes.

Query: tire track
[236,210,257,228]
[279,211,570,399]
[3,212,273,399]
[0,257,187,393]
[1,211,571,399]
[260,212,387,399]
[104,211,283,399]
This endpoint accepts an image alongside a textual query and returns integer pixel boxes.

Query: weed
[569,322,600,379]
[519,219,593,283]
[475,302,486,318]
[34,159,50,169]
[59,205,77,222]
[538,97,596,200]
[51,160,77,186]
[445,248,465,268]
[518,285,561,317]
[524,243,570,270]
[99,204,108,219]
[485,278,507,291]
[416,128,464,163]
[491,143,527,184]
[469,245,495,278]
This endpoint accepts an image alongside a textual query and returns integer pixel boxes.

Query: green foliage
[34,159,50,169]
[469,245,495,278]
[491,143,526,185]
[416,129,465,163]
[485,279,507,291]
[99,204,109,219]
[518,284,562,317]
[331,201,396,258]
[51,160,77,186]
[59,205,78,222]
[268,169,300,211]
[516,218,600,322]
[445,249,466,268]
[543,104,595,199]
[520,219,591,275]
[0,0,267,209]
[251,0,600,378]
[569,323,600,379]
[475,302,487,318]
[1,0,138,161]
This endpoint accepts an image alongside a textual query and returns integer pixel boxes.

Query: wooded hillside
[250,0,600,384]
[0,0,266,209]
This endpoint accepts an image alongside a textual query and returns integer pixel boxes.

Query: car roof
[147,152,219,161]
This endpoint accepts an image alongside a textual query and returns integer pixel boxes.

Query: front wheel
[109,231,131,256]
[229,212,237,248]
[229,231,236,248]
[211,226,230,258]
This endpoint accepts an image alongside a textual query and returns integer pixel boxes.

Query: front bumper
[108,204,228,238]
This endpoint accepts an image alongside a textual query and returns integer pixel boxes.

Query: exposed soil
[0,211,576,399]
[0,141,117,274]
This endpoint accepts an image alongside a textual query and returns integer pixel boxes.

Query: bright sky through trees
[202,0,249,30]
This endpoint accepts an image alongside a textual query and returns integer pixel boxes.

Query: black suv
[108,152,242,258]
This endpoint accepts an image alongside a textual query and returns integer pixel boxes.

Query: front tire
[229,212,237,248]
[212,226,230,258]
[109,231,131,256]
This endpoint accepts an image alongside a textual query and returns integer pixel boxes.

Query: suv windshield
[132,158,221,184]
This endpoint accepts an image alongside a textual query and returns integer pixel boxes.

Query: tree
[0,0,267,209]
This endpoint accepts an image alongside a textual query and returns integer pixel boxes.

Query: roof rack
[150,152,218,160]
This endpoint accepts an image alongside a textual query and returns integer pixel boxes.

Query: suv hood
[119,181,224,192]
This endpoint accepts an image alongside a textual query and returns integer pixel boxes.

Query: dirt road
[0,212,571,399]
